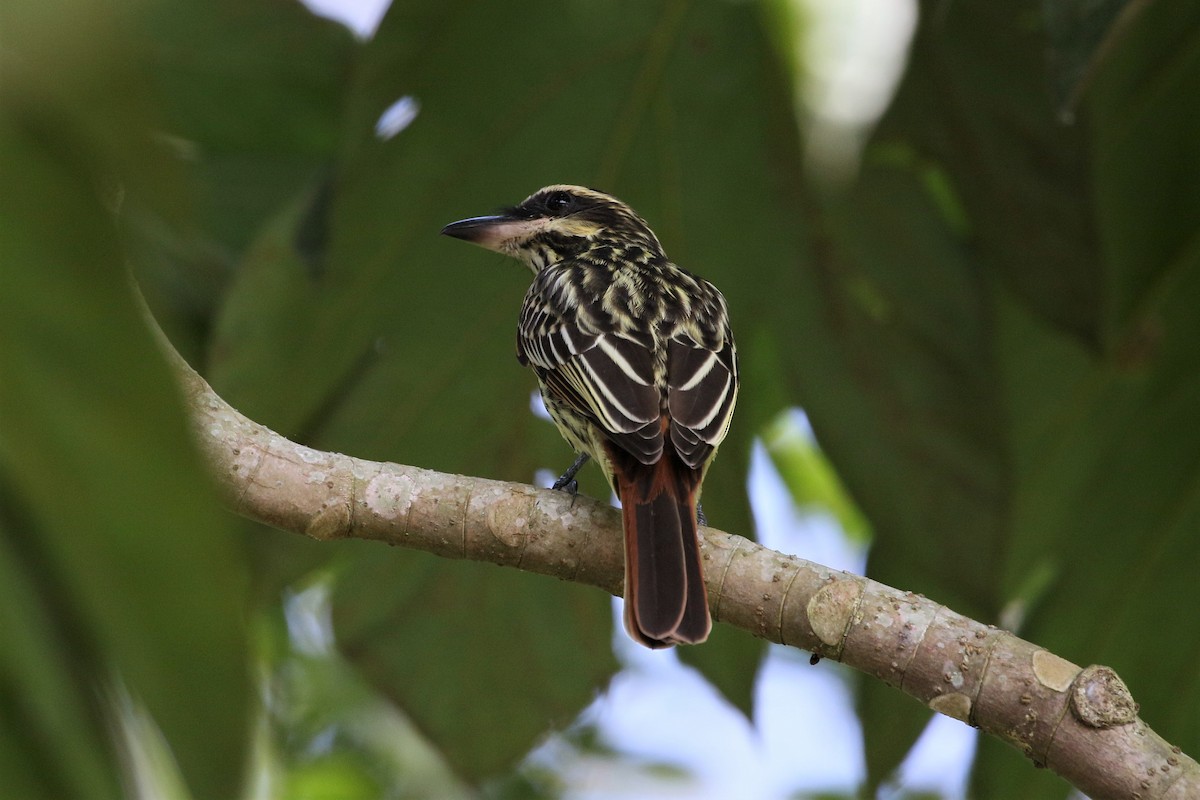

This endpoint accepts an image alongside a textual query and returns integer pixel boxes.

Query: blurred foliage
[1,0,1198,798]
[0,1,251,797]
[765,413,871,545]
[250,577,473,800]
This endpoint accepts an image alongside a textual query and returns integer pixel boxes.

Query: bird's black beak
[442,213,544,253]
[440,215,509,243]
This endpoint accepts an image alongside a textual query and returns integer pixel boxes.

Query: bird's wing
[518,283,663,464]
[665,289,738,470]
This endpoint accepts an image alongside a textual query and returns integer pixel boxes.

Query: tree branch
[155,320,1196,800]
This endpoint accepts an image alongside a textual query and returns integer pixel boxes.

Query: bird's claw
[552,474,580,509]
[551,453,589,496]
[552,476,579,495]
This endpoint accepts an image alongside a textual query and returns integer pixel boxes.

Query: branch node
[806,576,863,657]
[1071,665,1139,729]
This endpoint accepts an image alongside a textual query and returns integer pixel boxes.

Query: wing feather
[667,327,738,470]
[519,287,663,464]
[518,266,737,470]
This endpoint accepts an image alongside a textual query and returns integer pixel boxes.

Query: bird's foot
[552,453,590,495]
[696,503,708,527]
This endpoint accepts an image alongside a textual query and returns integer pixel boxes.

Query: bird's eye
[545,191,573,215]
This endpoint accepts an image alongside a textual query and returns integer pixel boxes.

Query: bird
[441,185,738,648]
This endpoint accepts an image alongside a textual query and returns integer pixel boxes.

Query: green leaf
[142,0,353,255]
[0,2,250,795]
[764,414,871,545]
[969,734,1068,800]
[856,679,932,791]
[332,545,617,779]
[880,3,1103,349]
[285,755,382,800]
[129,0,355,359]
[810,164,1007,619]
[0,493,118,800]
[1043,0,1142,115]
[1088,0,1200,337]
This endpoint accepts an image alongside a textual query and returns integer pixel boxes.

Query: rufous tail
[614,449,711,649]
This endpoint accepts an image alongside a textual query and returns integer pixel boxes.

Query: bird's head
[441,185,664,271]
